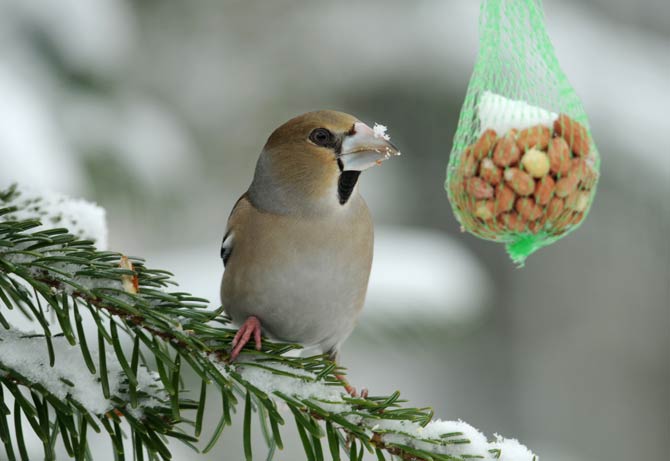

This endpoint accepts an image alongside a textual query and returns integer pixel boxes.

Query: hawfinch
[220,110,399,376]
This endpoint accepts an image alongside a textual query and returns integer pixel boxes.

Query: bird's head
[249,110,400,215]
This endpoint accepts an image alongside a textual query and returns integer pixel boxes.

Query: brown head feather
[248,111,359,215]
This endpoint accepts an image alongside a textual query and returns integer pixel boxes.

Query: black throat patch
[338,170,360,205]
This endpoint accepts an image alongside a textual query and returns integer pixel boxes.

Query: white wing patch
[220,231,234,266]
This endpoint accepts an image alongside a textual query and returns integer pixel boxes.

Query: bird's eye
[309,128,334,147]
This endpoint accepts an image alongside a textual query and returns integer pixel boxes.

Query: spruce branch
[0,184,537,461]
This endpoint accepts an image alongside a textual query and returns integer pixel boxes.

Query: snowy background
[0,0,668,460]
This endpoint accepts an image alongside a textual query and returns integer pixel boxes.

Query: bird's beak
[339,122,401,171]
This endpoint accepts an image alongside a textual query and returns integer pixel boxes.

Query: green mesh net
[446,0,600,266]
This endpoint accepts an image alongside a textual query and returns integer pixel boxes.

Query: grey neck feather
[247,152,357,216]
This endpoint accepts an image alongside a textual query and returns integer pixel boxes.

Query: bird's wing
[220,193,251,267]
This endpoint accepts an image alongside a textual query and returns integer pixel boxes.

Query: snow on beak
[339,122,401,171]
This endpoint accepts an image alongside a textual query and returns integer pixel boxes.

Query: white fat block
[478,91,557,136]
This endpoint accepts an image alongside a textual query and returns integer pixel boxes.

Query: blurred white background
[0,0,668,460]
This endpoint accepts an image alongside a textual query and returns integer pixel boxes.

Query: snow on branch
[0,184,538,461]
[232,360,537,460]
[0,184,107,248]
[0,328,166,416]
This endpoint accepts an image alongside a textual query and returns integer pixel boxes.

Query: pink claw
[230,316,262,361]
[336,374,368,399]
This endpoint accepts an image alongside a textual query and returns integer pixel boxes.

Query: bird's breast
[221,197,373,349]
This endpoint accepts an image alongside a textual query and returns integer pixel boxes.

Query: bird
[220,110,399,393]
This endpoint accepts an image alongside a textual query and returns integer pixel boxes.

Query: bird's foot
[230,316,262,361]
[336,374,368,399]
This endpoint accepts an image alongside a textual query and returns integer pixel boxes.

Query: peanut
[504,168,535,196]
[534,176,555,205]
[555,174,579,198]
[459,147,478,178]
[484,218,502,233]
[528,220,544,234]
[449,178,466,208]
[498,212,527,233]
[474,200,495,220]
[581,166,599,190]
[551,211,574,234]
[570,158,589,181]
[492,131,520,167]
[566,191,590,212]
[516,124,551,151]
[515,197,543,220]
[494,184,516,214]
[479,158,502,185]
[545,197,565,221]
[459,212,480,234]
[472,129,498,160]
[521,148,551,178]
[466,177,494,199]
[554,114,590,157]
[548,137,571,175]
[570,212,585,225]
[476,225,498,240]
